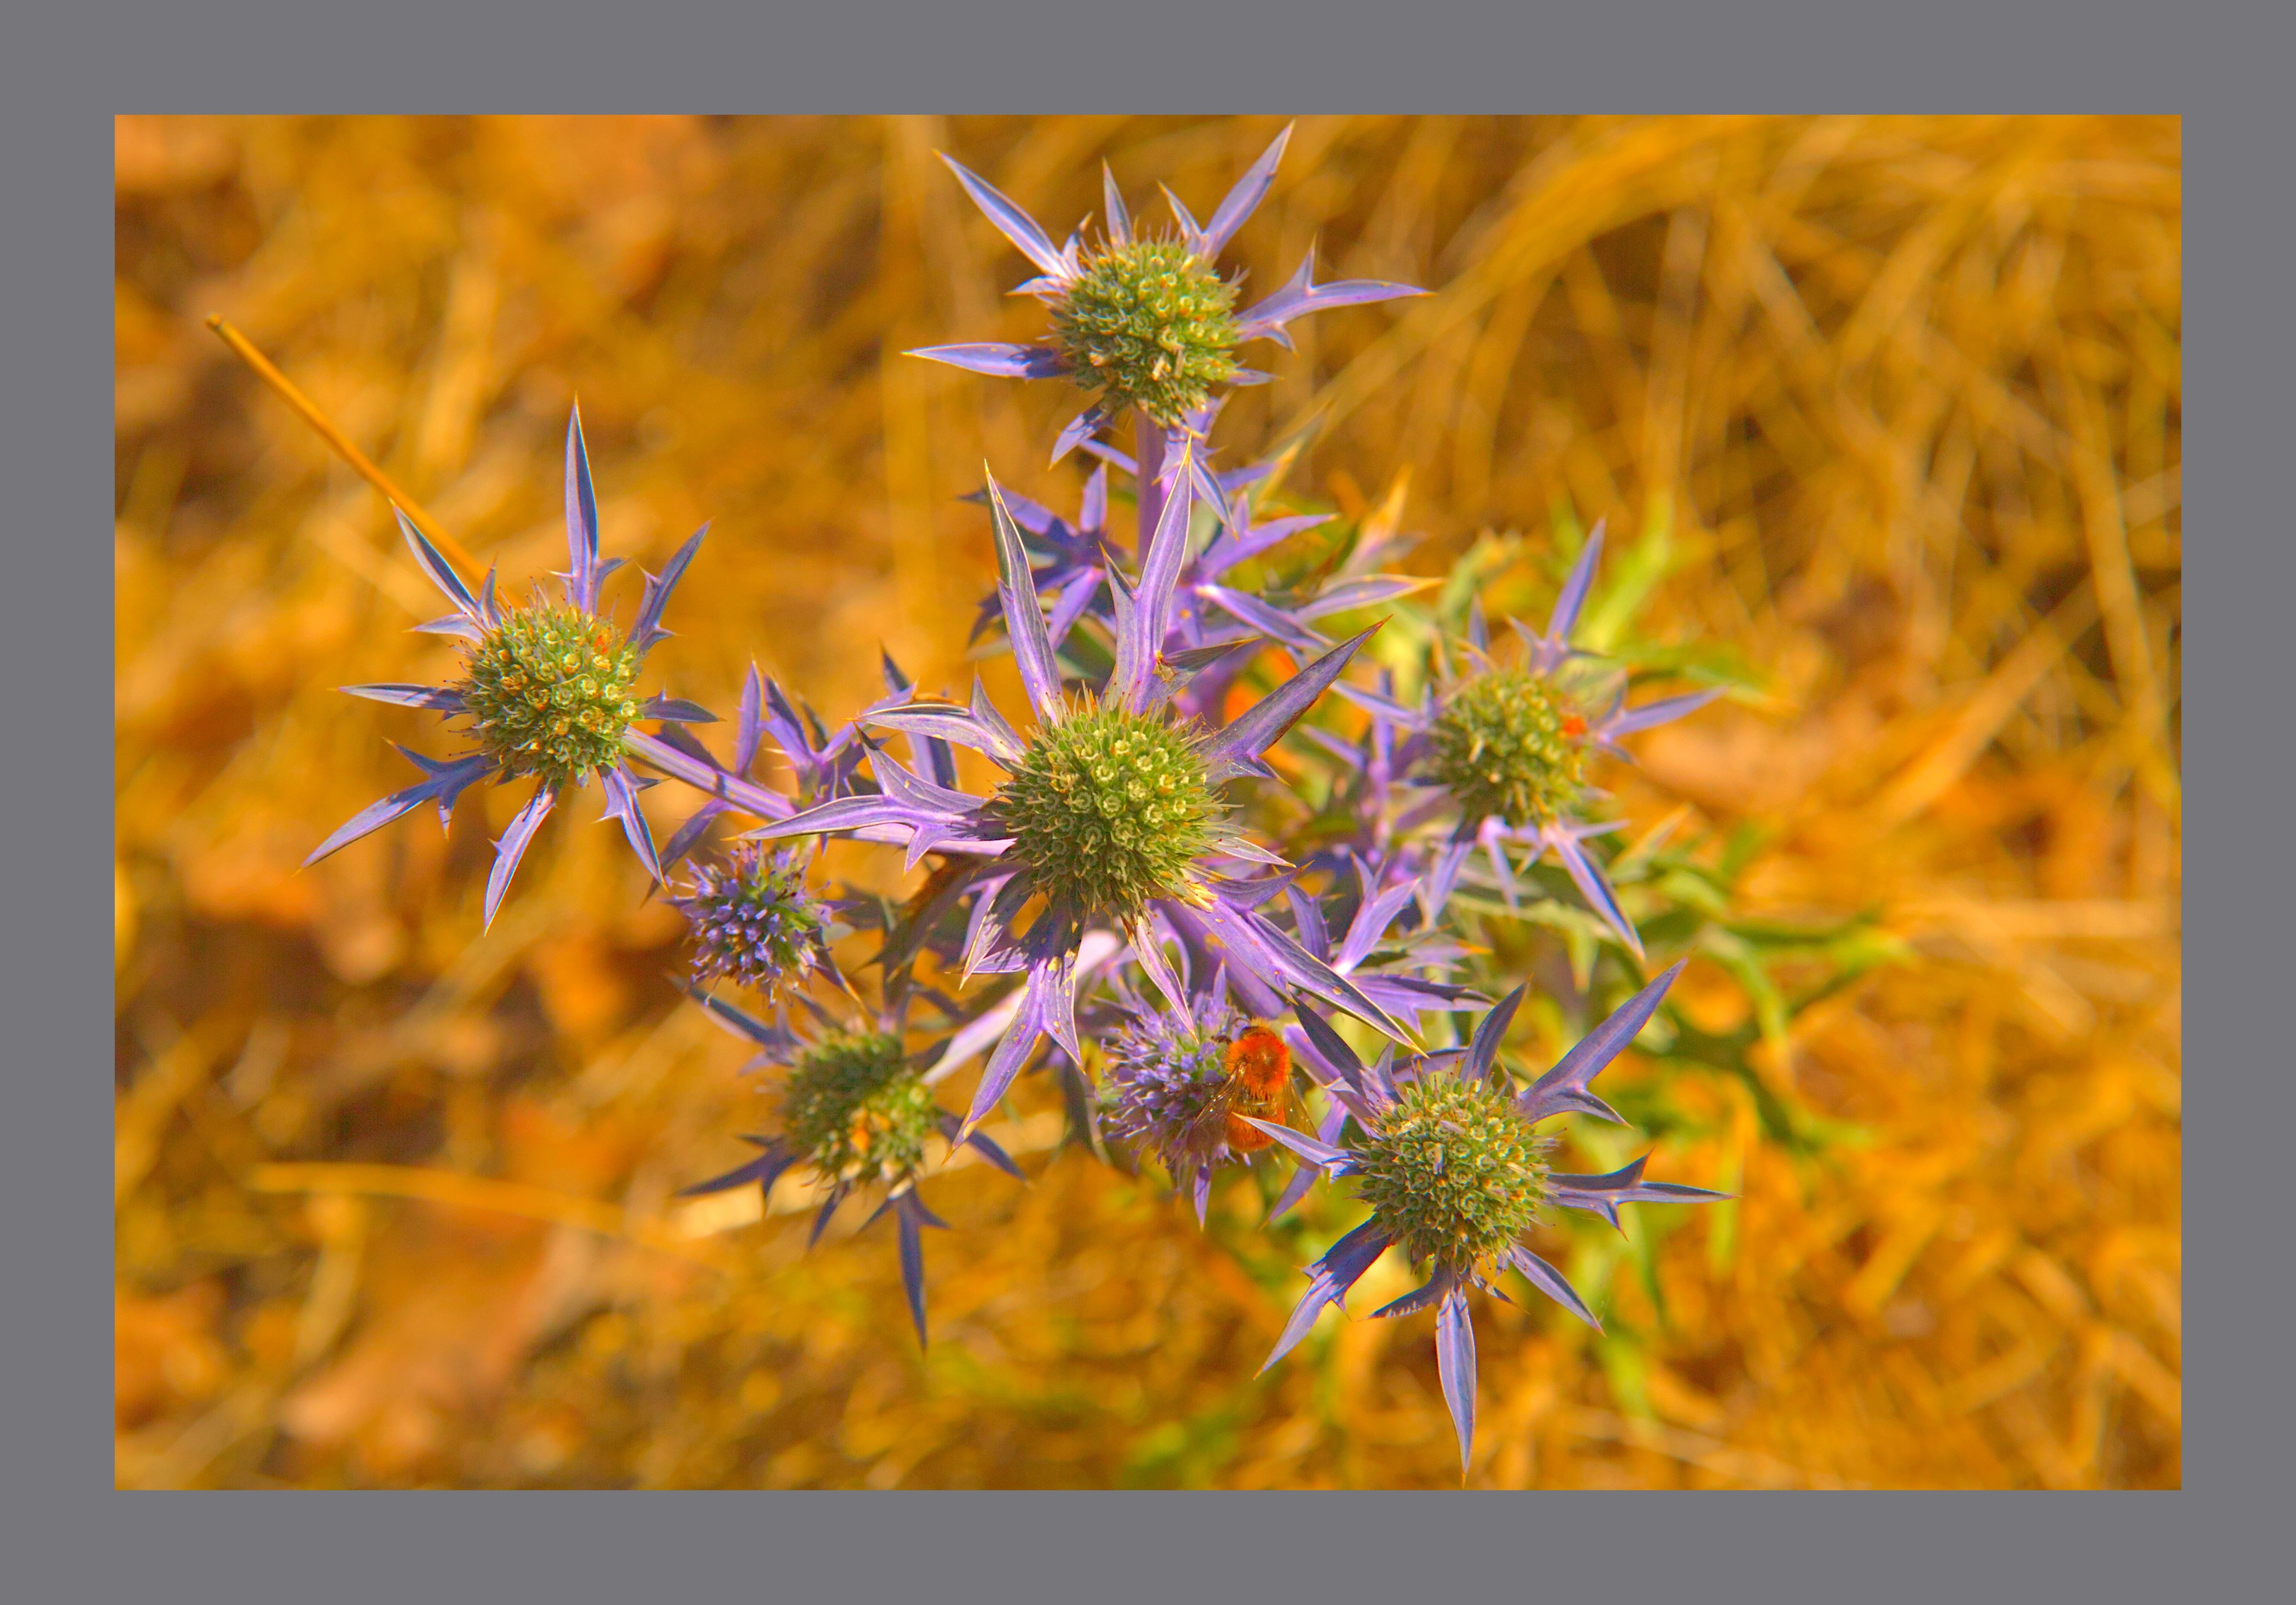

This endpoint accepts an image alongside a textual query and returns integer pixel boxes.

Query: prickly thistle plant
[990,699,1221,923]
[678,988,1021,1346]
[1050,238,1242,427]
[749,460,1406,1140]
[911,123,1421,465]
[305,407,708,928]
[275,123,1763,1468]
[1336,523,1722,958]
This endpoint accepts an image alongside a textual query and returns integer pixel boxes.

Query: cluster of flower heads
[312,127,1731,1477]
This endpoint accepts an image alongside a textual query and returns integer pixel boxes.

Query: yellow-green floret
[1427,668,1587,827]
[1351,1076,1553,1271]
[1051,239,1243,427]
[781,1031,937,1190]
[991,701,1220,924]
[460,603,641,788]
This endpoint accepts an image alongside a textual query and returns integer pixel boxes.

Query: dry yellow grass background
[114,115,2180,1488]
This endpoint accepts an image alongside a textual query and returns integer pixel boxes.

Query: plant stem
[205,315,484,577]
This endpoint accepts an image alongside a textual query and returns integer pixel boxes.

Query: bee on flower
[1099,982,1299,1223]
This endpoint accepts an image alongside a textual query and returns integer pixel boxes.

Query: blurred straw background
[115,115,2179,1489]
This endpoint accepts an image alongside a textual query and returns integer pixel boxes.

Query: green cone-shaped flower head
[1351,1074,1553,1272]
[781,1030,937,1190]
[460,603,641,789]
[1051,238,1243,427]
[1428,667,1589,828]
[991,700,1221,924]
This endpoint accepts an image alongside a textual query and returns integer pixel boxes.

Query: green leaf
[1579,494,1677,653]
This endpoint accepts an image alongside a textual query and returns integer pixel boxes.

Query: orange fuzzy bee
[1193,1022,1293,1156]
[1560,713,1588,738]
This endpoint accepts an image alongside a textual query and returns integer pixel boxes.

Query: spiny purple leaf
[1462,986,1525,1087]
[639,695,718,724]
[1507,1243,1601,1330]
[1101,161,1131,247]
[1519,960,1685,1123]
[483,784,557,930]
[395,507,481,621]
[1111,445,1194,711]
[896,1196,930,1346]
[1049,400,1110,465]
[631,523,709,656]
[1261,1219,1391,1374]
[1237,1116,1349,1171]
[938,153,1071,280]
[600,763,662,884]
[867,701,1021,767]
[1203,624,1381,778]
[677,1138,795,1200]
[340,683,466,711]
[563,408,601,613]
[1435,1288,1478,1474]
[1549,828,1643,960]
[1201,123,1292,257]
[1371,1263,1459,1320]
[905,341,1066,379]
[1603,687,1724,740]
[985,471,1066,723]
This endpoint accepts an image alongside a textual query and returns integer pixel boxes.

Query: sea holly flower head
[781,1028,941,1192]
[1052,235,1242,428]
[306,407,714,927]
[461,603,643,788]
[669,841,833,998]
[911,125,1423,461]
[990,696,1221,925]
[677,986,1024,1346]
[1252,963,1727,1473]
[1426,664,1591,830]
[1347,1070,1555,1269]
[1338,523,1721,958]
[749,448,1411,1138]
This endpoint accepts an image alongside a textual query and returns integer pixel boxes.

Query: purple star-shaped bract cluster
[912,127,1423,462]
[981,423,1434,729]
[913,126,1424,561]
[307,408,717,927]
[748,445,1412,1138]
[1335,524,1723,958]
[1249,963,1729,1472]
[675,977,1023,1347]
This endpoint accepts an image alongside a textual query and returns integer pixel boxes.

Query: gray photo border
[22,1,2258,1599]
